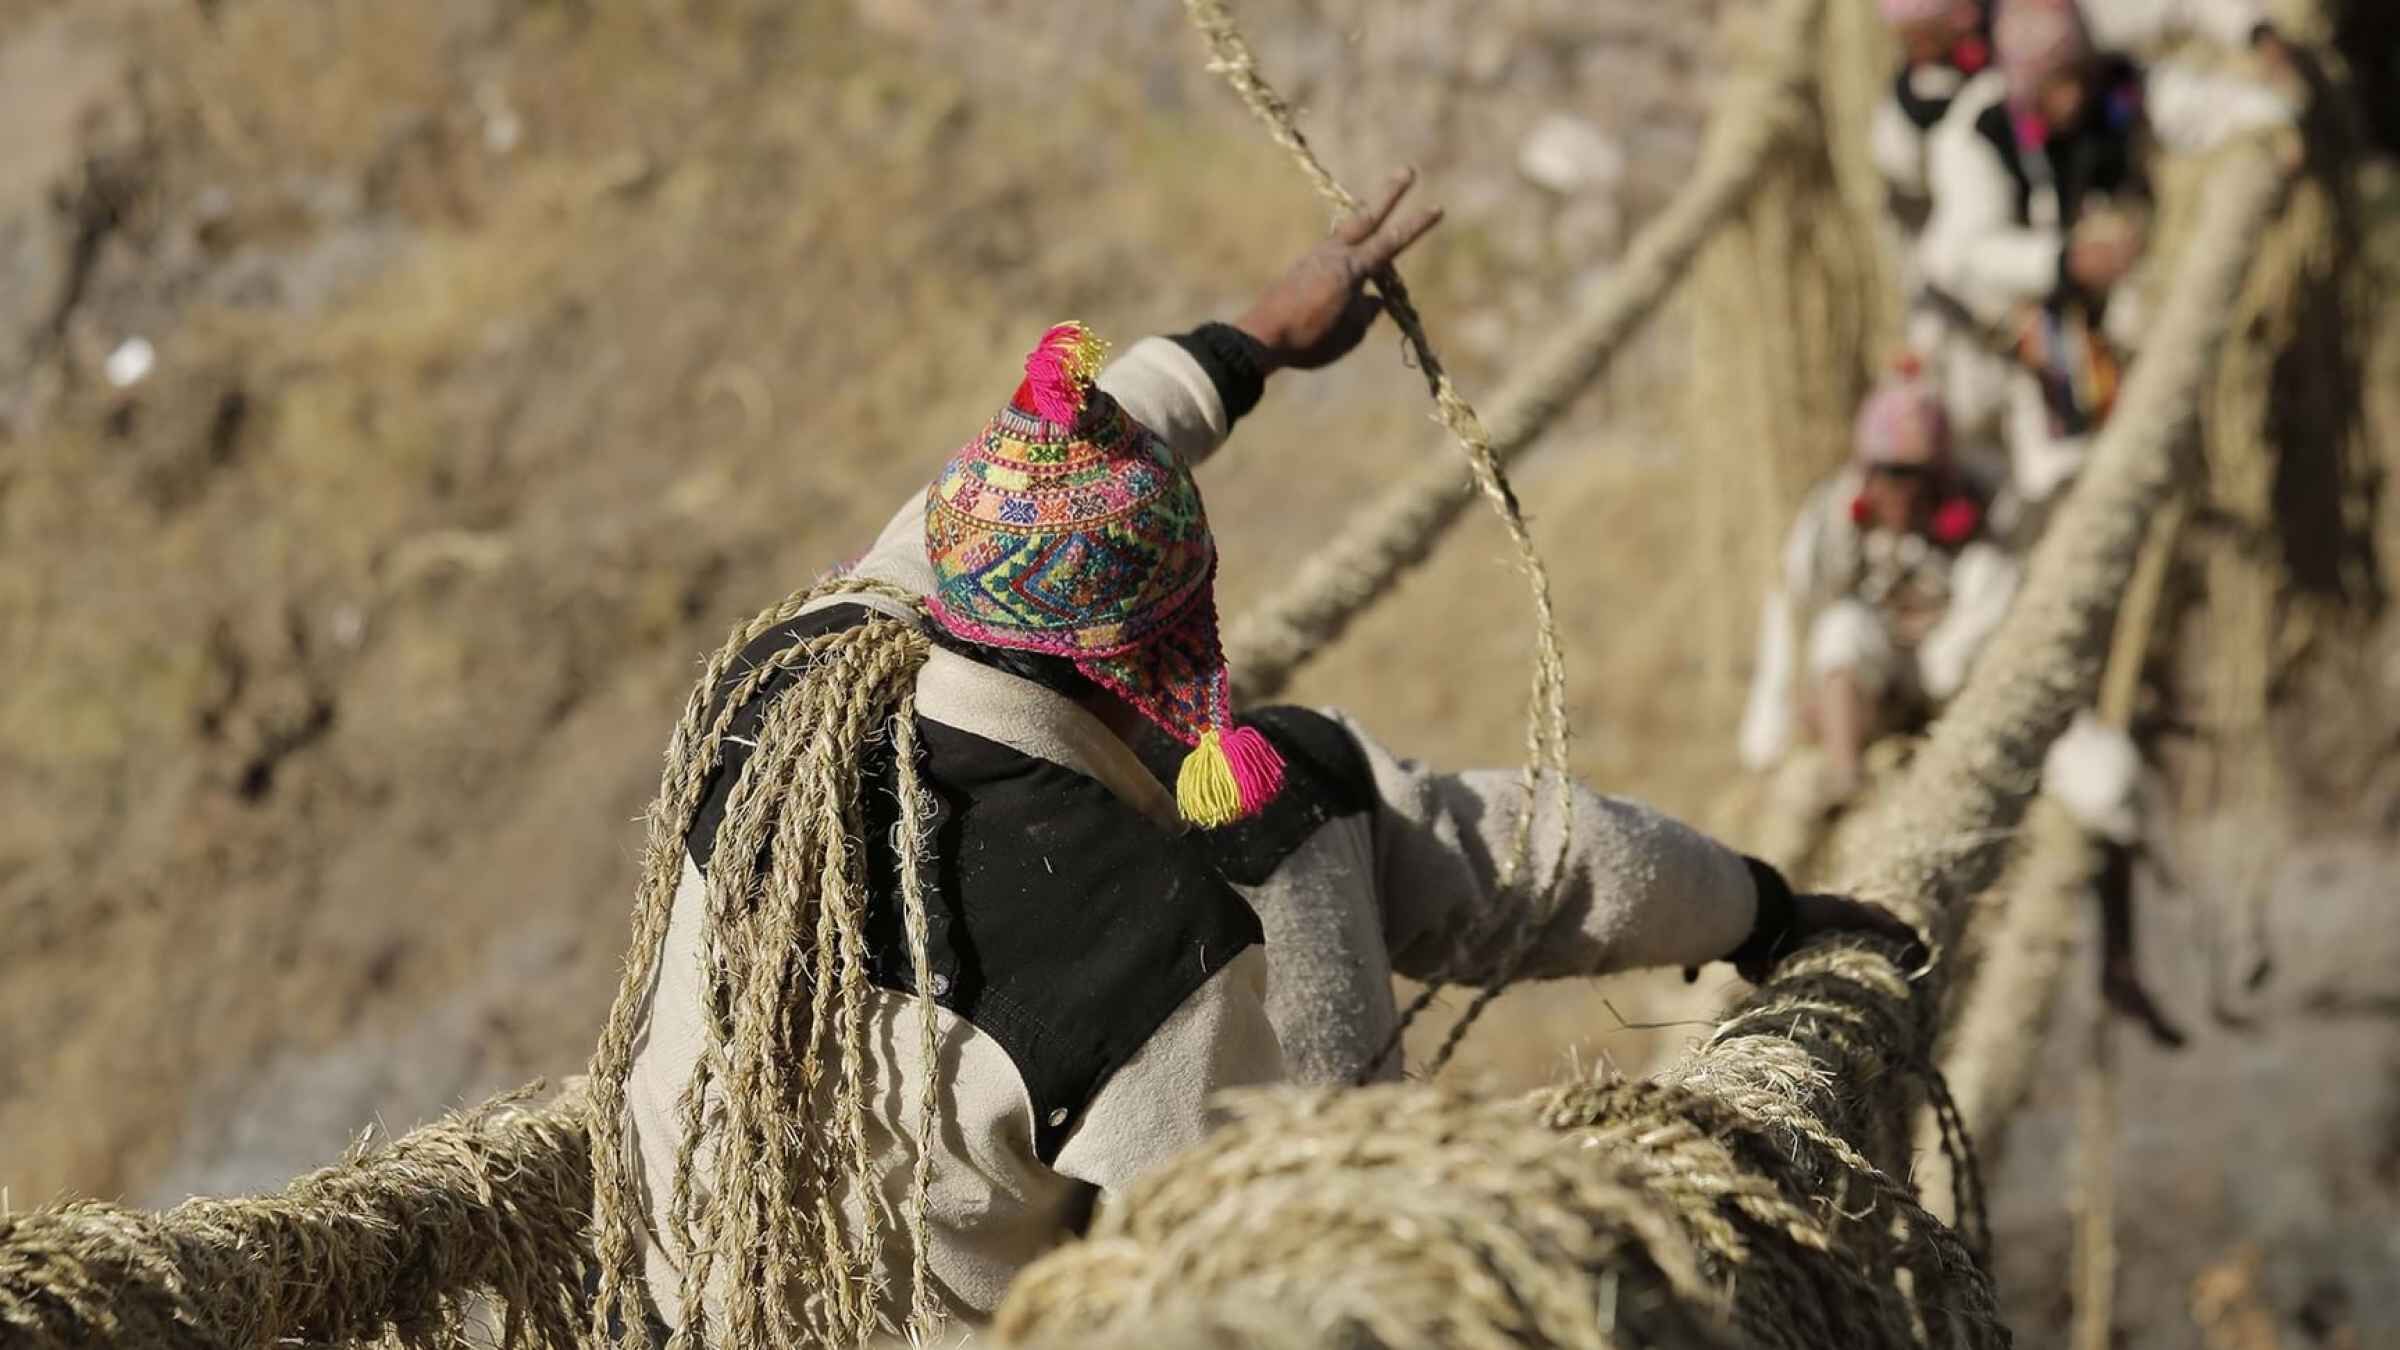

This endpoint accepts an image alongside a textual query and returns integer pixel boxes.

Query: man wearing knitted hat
[588,171,1916,1348]
[1740,365,2022,804]
[1915,0,2295,506]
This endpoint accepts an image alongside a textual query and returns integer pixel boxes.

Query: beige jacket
[625,337,1768,1336]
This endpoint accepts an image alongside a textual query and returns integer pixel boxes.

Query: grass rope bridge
[987,136,2293,1350]
[0,0,2297,1343]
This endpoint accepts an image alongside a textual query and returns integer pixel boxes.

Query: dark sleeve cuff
[1725,856,1798,968]
[1168,322,1271,426]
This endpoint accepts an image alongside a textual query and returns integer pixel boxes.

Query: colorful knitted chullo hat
[924,322,1283,827]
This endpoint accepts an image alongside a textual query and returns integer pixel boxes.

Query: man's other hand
[1234,167,1444,374]
[1736,893,1928,985]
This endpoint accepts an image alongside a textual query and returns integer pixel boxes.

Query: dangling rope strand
[1182,0,1572,1074]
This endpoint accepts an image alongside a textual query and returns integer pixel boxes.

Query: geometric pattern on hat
[925,399,1212,667]
[924,322,1283,827]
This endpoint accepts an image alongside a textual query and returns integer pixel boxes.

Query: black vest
[683,604,1369,1162]
[1969,59,2148,234]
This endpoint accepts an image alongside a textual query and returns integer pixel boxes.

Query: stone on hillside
[104,336,156,389]
[1516,112,1624,195]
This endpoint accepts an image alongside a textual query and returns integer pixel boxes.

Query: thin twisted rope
[1180,0,1574,1074]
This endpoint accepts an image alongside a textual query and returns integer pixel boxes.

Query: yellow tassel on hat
[1176,729,1244,829]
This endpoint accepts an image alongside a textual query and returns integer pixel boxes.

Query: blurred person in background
[1740,364,2020,807]
[593,171,1919,1346]
[1915,0,2295,509]
[1869,0,2014,493]
[1870,0,1994,227]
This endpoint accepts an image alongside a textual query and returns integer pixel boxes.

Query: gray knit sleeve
[1327,710,1762,983]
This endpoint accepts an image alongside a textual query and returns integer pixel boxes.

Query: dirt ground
[1,1,2395,1345]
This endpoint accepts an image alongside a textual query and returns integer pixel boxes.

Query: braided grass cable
[0,1084,591,1350]
[992,144,2291,1350]
[1779,141,2287,1159]
[888,703,944,1337]
[0,584,949,1350]
[584,576,934,1350]
[998,1058,1997,1350]
[585,578,916,1335]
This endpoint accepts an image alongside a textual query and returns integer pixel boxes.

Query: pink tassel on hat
[1221,724,1286,817]
[1020,321,1111,425]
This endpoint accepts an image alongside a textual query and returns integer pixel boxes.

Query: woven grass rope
[1193,0,1824,1073]
[0,1084,591,1350]
[1919,501,2183,1219]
